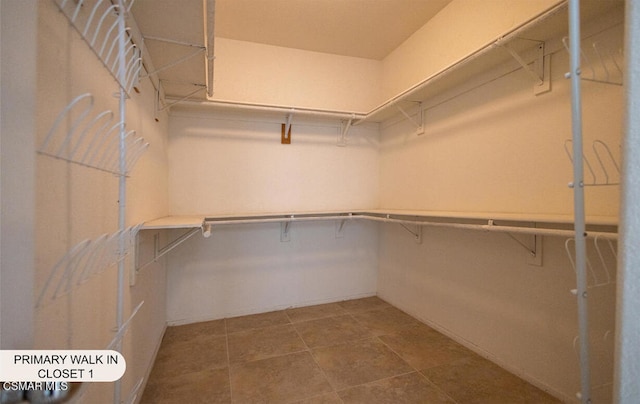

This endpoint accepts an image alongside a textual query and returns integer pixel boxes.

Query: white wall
[165,106,380,322]
[380,0,563,101]
[377,7,623,403]
[34,2,170,402]
[378,28,623,217]
[168,107,379,215]
[377,226,616,402]
[211,1,565,114]
[0,0,37,350]
[212,37,383,112]
[167,220,379,324]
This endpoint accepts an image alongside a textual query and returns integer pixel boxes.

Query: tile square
[421,354,562,404]
[338,372,454,404]
[311,338,413,390]
[228,324,307,364]
[149,334,228,380]
[353,306,422,336]
[286,302,348,323]
[379,323,474,370]
[337,296,391,314]
[230,351,332,403]
[225,310,290,333]
[141,367,231,404]
[293,315,373,349]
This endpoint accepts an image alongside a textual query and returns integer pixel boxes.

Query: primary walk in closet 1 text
[2,0,639,403]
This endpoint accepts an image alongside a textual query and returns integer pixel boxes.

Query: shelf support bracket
[399,223,422,244]
[134,222,211,273]
[281,112,293,144]
[336,219,347,238]
[281,218,292,242]
[140,47,206,79]
[488,220,542,266]
[396,102,424,136]
[500,39,551,95]
[338,115,354,146]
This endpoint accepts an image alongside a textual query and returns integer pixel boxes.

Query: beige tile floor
[141,296,561,404]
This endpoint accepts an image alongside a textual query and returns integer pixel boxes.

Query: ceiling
[130,0,452,100]
[215,0,452,60]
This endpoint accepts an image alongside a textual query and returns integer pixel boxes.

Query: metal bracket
[506,233,543,266]
[281,218,292,242]
[500,39,551,95]
[488,220,542,266]
[486,220,542,265]
[338,115,354,146]
[399,223,422,244]
[335,219,347,238]
[134,223,211,274]
[527,234,543,266]
[142,49,205,79]
[396,102,424,136]
[535,53,552,96]
[281,113,293,144]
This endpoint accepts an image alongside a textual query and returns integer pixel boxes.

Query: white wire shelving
[564,139,621,187]
[177,0,623,152]
[37,1,150,403]
[38,93,149,175]
[36,224,142,308]
[53,0,142,94]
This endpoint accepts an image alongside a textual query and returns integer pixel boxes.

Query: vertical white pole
[115,1,127,403]
[614,0,640,402]
[568,0,591,402]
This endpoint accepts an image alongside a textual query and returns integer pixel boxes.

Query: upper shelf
[141,209,618,238]
[141,215,207,230]
[171,0,623,127]
[358,0,624,124]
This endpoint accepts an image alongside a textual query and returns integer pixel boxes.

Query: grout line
[145,298,558,403]
[291,315,337,388]
[418,372,461,404]
[367,303,463,404]
[288,311,348,403]
[223,318,234,403]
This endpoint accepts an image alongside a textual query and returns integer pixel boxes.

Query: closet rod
[199,212,617,240]
[353,0,567,125]
[178,99,367,120]
[205,213,356,226]
[362,215,617,240]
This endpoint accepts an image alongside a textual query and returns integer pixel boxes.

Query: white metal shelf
[357,0,623,125]
[140,215,207,230]
[141,210,618,237]
[136,210,617,280]
[178,0,623,137]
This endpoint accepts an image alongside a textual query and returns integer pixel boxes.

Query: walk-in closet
[1,0,639,403]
